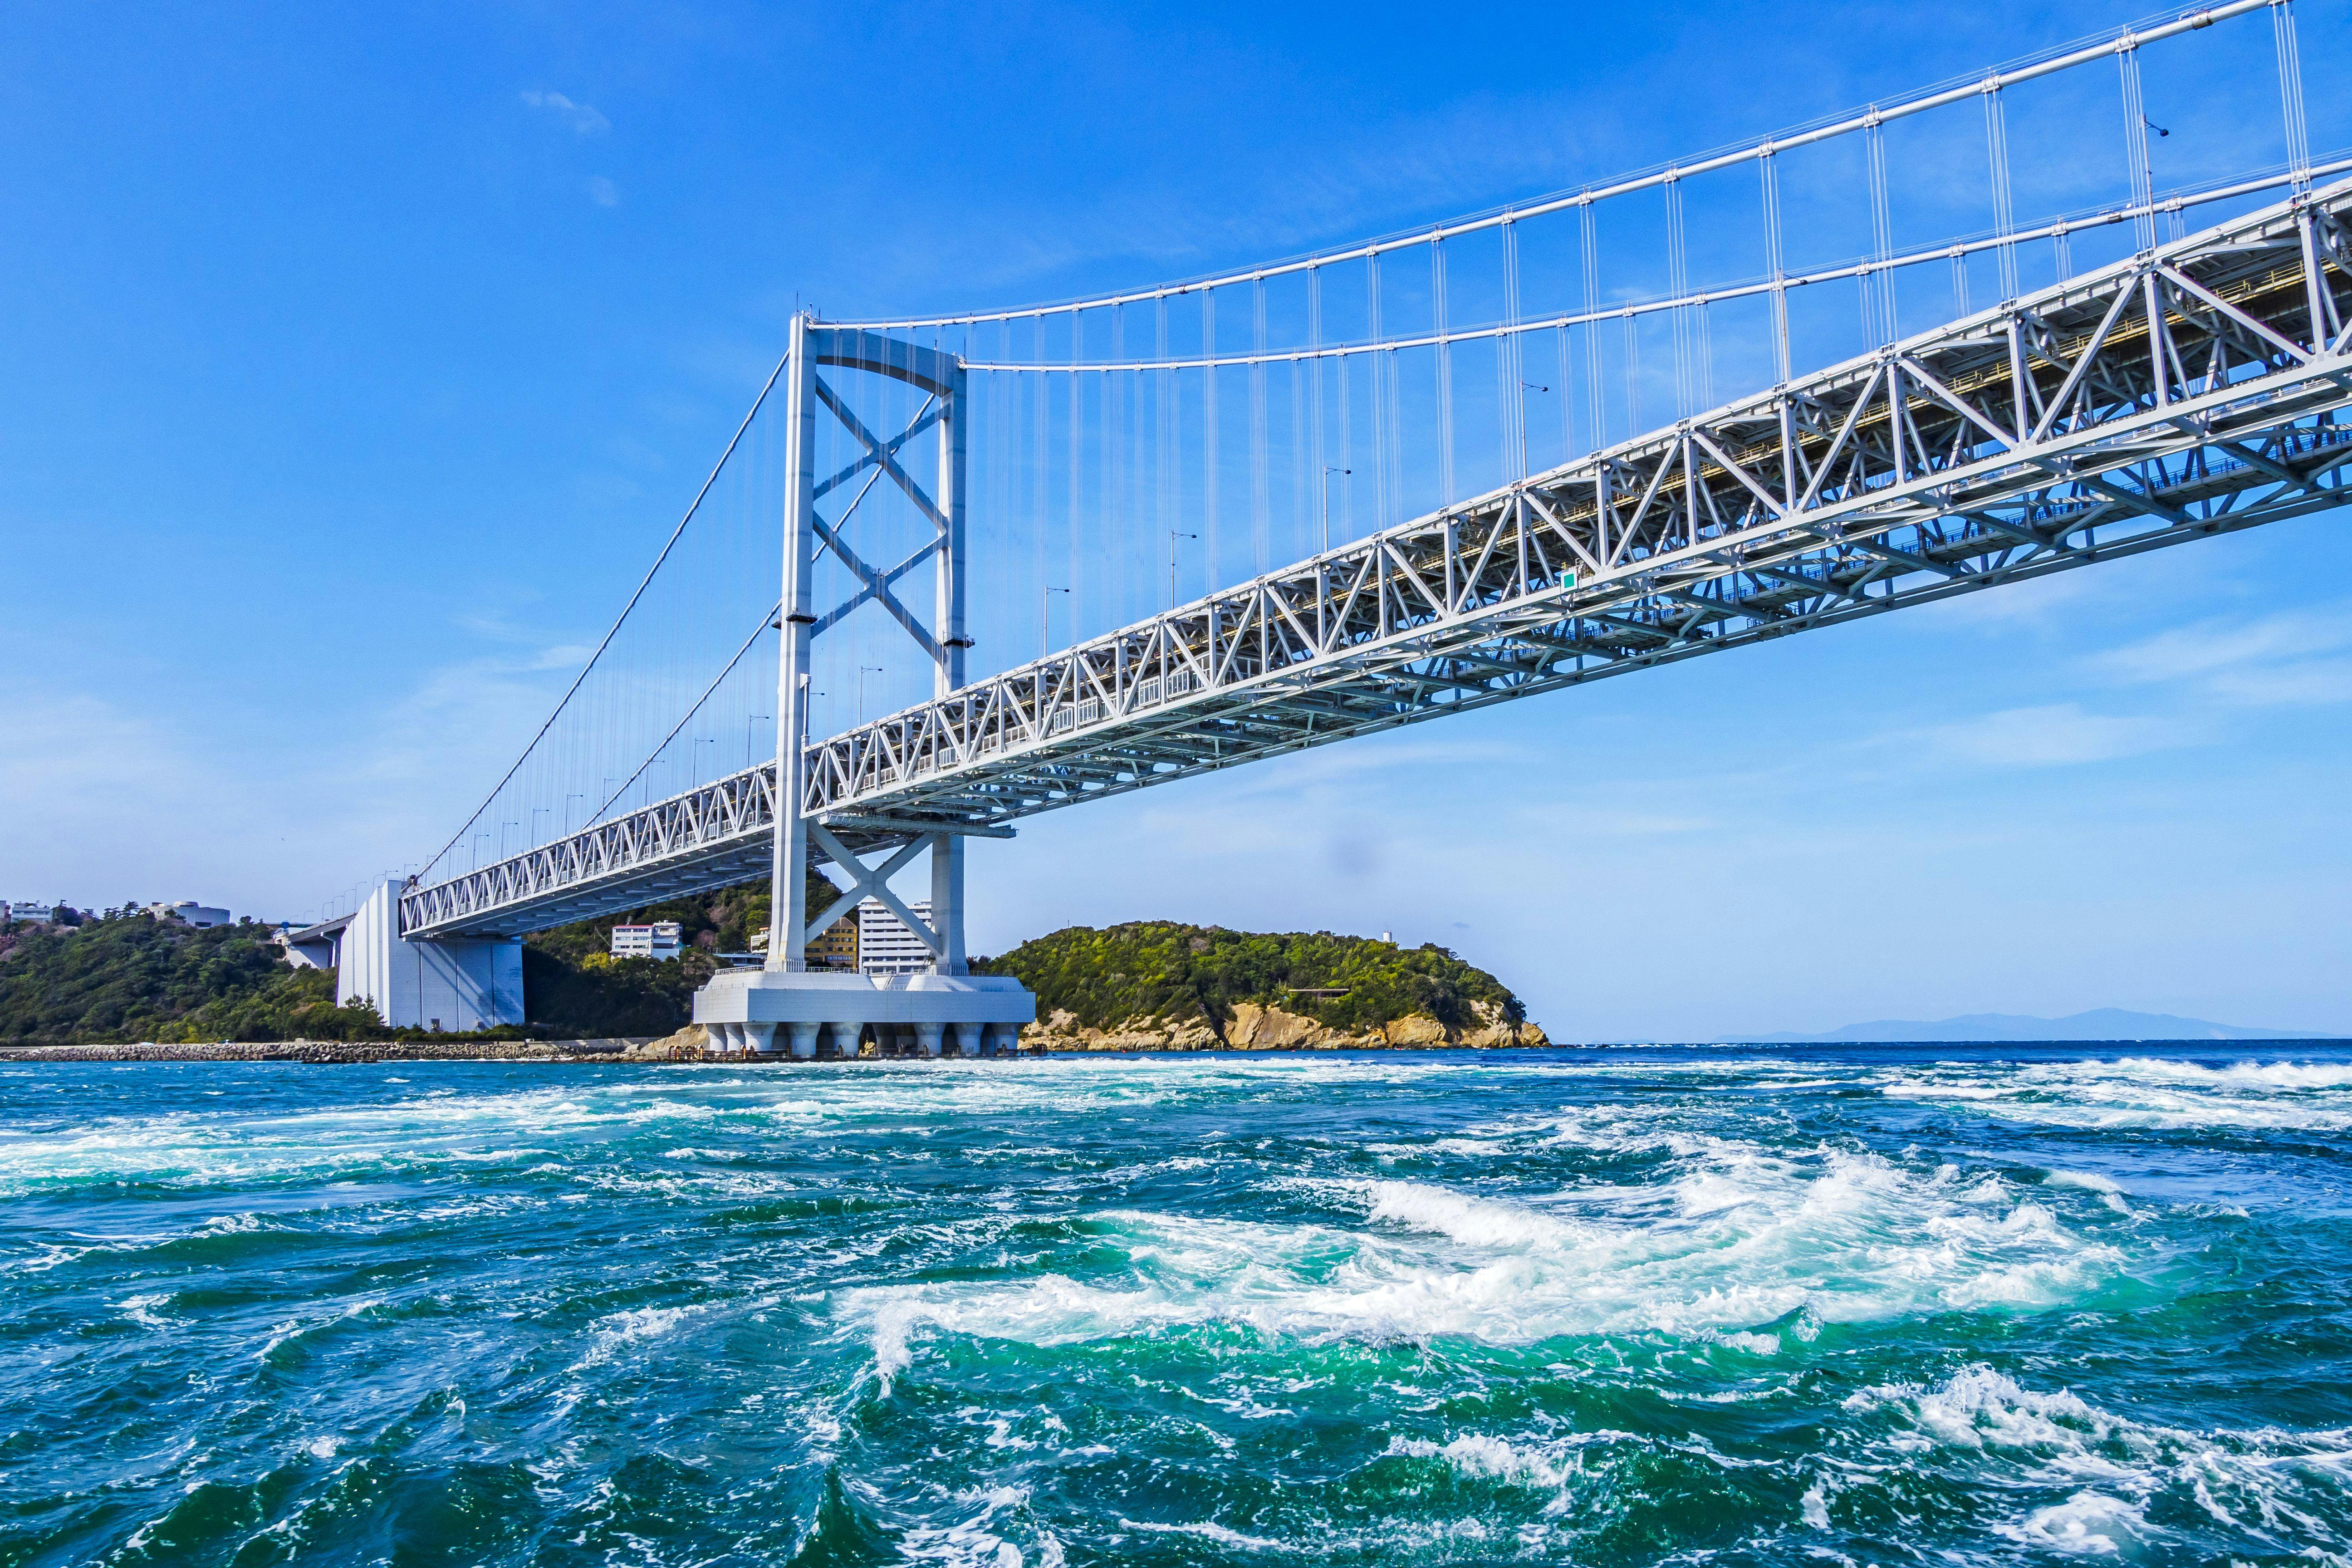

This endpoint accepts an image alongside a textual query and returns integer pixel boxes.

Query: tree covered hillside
[0,876,840,1047]
[520,873,836,1036]
[975,923,1525,1039]
[0,915,391,1047]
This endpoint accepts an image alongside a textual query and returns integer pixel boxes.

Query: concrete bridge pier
[692,968,1034,1066]
[292,880,524,1033]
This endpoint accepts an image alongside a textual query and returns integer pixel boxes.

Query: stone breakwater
[3,1039,652,1063]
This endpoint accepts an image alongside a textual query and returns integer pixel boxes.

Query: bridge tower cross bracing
[773,320,971,975]
[700,318,1034,1057]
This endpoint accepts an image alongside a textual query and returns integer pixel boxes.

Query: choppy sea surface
[5,1045,2351,1567]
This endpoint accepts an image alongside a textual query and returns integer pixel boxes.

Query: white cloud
[520,89,608,135]
[586,176,621,209]
[1911,702,2201,768]
[2093,607,2352,705]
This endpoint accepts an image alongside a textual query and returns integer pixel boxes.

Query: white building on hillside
[611,921,684,960]
[147,901,230,928]
[858,899,934,975]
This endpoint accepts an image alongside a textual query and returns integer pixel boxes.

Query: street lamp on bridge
[1320,467,1350,552]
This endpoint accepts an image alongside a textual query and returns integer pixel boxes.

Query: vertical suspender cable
[1983,83,2019,302]
[1111,303,1126,627]
[1251,274,1269,573]
[1373,341,1392,526]
[1622,309,1640,440]
[1033,315,1048,659]
[1866,113,1896,344]
[1761,145,1792,384]
[1308,265,1325,544]
[1666,176,1691,416]
[1556,323,1573,465]
[2119,39,2156,252]
[1202,290,1219,593]
[1501,216,1525,479]
[1308,266,1325,525]
[1337,284,1355,540]
[1580,196,1603,449]
[995,326,1010,675]
[2274,0,2311,193]
[1433,235,1455,506]
[1290,348,1306,564]
[1069,308,1084,641]
[1698,298,1715,411]
[1156,298,1172,608]
[1368,253,1388,528]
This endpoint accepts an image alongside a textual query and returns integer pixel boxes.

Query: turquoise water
[5,1046,2350,1565]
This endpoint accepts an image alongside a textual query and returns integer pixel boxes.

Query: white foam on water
[842,1135,2133,1376]
[1118,1517,1287,1552]
[577,1303,702,1369]
[253,1294,382,1362]
[2000,1491,2148,1554]
[1837,1364,2352,1554]
[1878,1054,2352,1132]
[1386,1433,1565,1488]
[117,1293,170,1330]
[898,1485,1051,1568]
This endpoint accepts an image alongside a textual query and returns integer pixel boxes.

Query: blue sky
[3,0,2346,1038]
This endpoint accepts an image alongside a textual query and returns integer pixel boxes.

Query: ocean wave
[1877,1054,2352,1131]
[841,1138,2135,1378]
[1829,1364,2352,1553]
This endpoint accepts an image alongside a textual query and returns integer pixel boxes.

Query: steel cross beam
[402,179,2352,941]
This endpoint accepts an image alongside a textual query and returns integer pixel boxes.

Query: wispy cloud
[1909,702,2202,768]
[2093,607,2352,706]
[520,89,608,135]
[586,176,621,208]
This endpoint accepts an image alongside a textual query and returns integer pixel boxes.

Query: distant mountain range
[1745,1008,2346,1043]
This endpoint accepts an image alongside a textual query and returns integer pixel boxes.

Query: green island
[0,887,1542,1053]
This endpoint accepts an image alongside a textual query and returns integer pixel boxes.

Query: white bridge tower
[691,318,1036,1058]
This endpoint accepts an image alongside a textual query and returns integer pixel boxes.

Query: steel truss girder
[403,179,2352,941]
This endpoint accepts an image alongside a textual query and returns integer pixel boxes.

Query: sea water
[3,1044,2349,1565]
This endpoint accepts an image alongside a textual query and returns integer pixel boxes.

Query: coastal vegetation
[0,913,392,1047]
[0,893,1533,1050]
[0,879,840,1047]
[973,922,1534,1048]
[520,874,835,1037]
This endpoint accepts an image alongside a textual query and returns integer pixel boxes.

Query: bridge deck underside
[404,181,2352,940]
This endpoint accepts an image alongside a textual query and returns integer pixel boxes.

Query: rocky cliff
[1017,998,1545,1052]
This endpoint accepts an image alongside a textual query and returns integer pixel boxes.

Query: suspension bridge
[296,0,2352,1054]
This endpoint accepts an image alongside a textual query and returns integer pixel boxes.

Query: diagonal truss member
[771,322,974,973]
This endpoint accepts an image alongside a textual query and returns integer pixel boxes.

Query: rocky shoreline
[4,1007,1549,1063]
[1019,1000,1550,1053]
[2,1039,656,1064]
